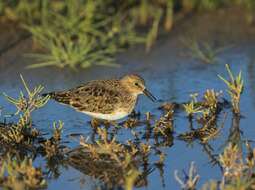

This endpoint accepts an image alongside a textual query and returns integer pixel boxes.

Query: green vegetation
[42,121,64,159]
[0,0,255,69]
[218,64,243,114]
[177,143,255,190]
[1,75,49,145]
[179,89,224,143]
[183,93,203,118]
[69,127,151,189]
[175,162,200,190]
[0,156,47,189]
[153,105,174,137]
[0,76,66,190]
[0,0,172,69]
[3,75,49,116]
[0,64,250,189]
[0,1,253,190]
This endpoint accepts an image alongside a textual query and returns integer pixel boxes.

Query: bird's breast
[119,95,137,114]
[82,110,129,121]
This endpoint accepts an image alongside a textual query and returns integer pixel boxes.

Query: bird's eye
[135,82,139,86]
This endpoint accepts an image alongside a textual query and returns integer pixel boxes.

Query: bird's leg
[130,110,141,119]
[130,110,136,118]
[110,120,122,129]
[90,118,101,130]
[103,120,111,129]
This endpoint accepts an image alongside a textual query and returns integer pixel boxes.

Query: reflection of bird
[43,74,156,120]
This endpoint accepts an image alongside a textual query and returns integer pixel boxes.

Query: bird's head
[120,74,156,102]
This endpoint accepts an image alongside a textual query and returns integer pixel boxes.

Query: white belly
[82,111,129,121]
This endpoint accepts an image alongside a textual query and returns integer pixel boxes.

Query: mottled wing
[49,80,122,114]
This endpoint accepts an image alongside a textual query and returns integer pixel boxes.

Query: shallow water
[1,8,255,190]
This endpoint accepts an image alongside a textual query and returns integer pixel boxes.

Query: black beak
[143,88,157,102]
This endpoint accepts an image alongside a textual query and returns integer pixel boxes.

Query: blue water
[1,19,255,190]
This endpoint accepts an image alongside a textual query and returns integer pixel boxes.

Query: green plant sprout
[0,75,49,144]
[0,1,176,69]
[194,142,255,190]
[1,1,255,69]
[3,74,50,117]
[203,89,221,113]
[24,1,119,69]
[154,109,174,137]
[42,121,64,158]
[0,156,47,189]
[183,93,203,117]
[52,120,63,141]
[218,143,254,189]
[174,162,200,190]
[218,64,243,114]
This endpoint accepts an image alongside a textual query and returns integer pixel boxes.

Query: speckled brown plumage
[44,74,156,121]
[49,80,136,114]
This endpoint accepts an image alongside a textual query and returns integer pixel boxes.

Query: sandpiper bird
[44,74,156,121]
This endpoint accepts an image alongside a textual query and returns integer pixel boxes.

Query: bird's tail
[42,91,70,104]
[41,92,55,98]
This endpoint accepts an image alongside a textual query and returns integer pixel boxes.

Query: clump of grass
[24,1,119,69]
[179,89,226,143]
[0,124,27,144]
[174,162,200,190]
[218,64,244,115]
[184,90,223,120]
[1,1,173,69]
[3,75,50,121]
[178,120,222,143]
[68,127,153,188]
[122,118,140,129]
[1,1,255,69]
[219,143,245,181]
[42,121,64,159]
[0,1,43,24]
[196,90,223,125]
[219,143,255,189]
[196,122,222,143]
[52,120,63,142]
[183,93,202,119]
[199,142,255,190]
[0,156,47,189]
[183,92,216,126]
[79,128,139,163]
[0,75,49,145]
[159,102,177,112]
[153,108,174,137]
[202,89,222,114]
